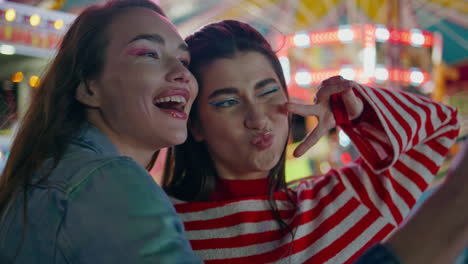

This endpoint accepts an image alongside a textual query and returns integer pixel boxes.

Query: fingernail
[293,149,302,158]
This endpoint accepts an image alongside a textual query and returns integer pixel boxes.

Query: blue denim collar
[71,123,121,156]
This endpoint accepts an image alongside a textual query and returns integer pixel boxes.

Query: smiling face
[80,7,198,163]
[191,51,289,180]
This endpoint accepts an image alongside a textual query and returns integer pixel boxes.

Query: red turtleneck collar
[210,177,270,201]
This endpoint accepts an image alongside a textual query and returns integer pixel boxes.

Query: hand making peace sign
[287,75,364,157]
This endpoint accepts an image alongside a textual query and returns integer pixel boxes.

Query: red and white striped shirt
[172,84,460,264]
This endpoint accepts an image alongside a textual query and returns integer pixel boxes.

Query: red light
[423,34,434,46]
[310,30,339,45]
[390,30,400,41]
[401,70,411,82]
[340,152,352,164]
[401,31,411,44]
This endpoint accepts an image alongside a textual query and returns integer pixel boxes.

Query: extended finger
[286,102,323,117]
[341,88,364,120]
[293,125,327,157]
[315,80,353,102]
[322,75,345,84]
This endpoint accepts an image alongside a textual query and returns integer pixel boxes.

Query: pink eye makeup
[126,46,159,58]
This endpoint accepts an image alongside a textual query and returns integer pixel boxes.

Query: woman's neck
[88,116,154,167]
[117,144,154,168]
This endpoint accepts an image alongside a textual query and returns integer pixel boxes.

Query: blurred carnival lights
[339,66,355,80]
[29,76,40,87]
[29,14,41,27]
[338,25,354,43]
[11,72,23,83]
[293,33,311,48]
[410,29,425,47]
[295,70,312,86]
[279,56,291,84]
[374,66,389,82]
[0,44,15,55]
[319,161,331,173]
[410,69,425,85]
[338,130,351,147]
[5,8,16,22]
[375,25,390,42]
[54,19,64,30]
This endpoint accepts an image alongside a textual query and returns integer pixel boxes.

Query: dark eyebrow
[208,88,239,99]
[208,78,278,99]
[128,34,189,52]
[255,78,278,90]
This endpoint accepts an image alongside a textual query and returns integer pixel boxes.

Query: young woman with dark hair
[163,20,460,263]
[0,0,201,263]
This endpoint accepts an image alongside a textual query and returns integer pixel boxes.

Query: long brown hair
[163,20,297,237]
[0,0,165,222]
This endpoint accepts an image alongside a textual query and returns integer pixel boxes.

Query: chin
[252,156,280,172]
[151,130,188,149]
[167,131,188,146]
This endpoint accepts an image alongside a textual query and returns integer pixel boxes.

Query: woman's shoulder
[41,152,145,195]
[66,155,150,194]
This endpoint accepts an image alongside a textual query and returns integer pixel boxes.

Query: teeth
[154,96,187,104]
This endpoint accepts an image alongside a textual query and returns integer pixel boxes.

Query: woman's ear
[75,81,100,107]
[188,119,204,142]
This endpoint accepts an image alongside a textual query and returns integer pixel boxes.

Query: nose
[244,104,268,130]
[166,60,192,84]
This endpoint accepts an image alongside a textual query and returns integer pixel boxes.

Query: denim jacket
[0,124,201,263]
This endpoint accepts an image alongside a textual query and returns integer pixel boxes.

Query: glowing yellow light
[29,76,40,88]
[11,72,24,83]
[54,19,64,30]
[5,9,16,22]
[30,14,41,27]
[0,152,3,160]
